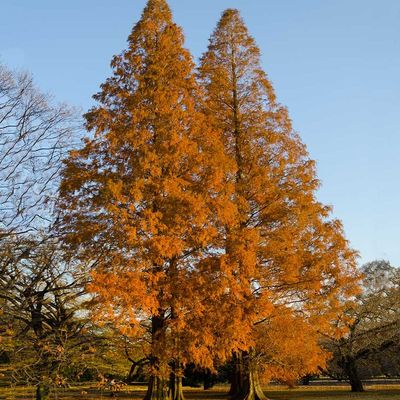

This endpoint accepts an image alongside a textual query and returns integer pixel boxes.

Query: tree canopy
[198,8,359,400]
[0,2,372,400]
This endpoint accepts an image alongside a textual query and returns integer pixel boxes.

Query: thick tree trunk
[145,375,169,400]
[229,352,244,396]
[240,370,267,400]
[229,351,268,400]
[144,314,168,400]
[203,369,214,390]
[167,304,184,400]
[345,357,364,392]
[168,364,184,400]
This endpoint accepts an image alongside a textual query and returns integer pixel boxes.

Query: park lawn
[263,385,400,400]
[1,385,400,400]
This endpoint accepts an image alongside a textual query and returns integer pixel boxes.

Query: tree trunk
[300,374,311,385]
[36,383,50,400]
[128,361,145,382]
[168,364,184,400]
[167,304,184,400]
[229,351,268,400]
[229,352,244,396]
[128,362,136,382]
[203,369,214,390]
[145,375,169,400]
[144,314,168,400]
[34,345,51,400]
[240,370,267,400]
[345,357,364,392]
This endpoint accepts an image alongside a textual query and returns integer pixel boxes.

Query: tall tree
[58,1,235,400]
[198,9,359,400]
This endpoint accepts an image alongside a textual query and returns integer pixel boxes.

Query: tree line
[0,1,399,399]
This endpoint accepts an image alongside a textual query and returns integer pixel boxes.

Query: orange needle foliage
[58,2,360,400]
[254,309,329,385]
[198,8,360,400]
[57,1,242,399]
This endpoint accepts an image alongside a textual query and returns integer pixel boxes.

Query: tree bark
[168,363,184,400]
[344,357,364,392]
[240,369,267,400]
[203,369,214,390]
[145,375,169,400]
[229,351,268,400]
[229,352,244,396]
[144,314,168,400]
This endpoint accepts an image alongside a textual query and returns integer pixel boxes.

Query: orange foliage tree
[198,9,359,400]
[58,2,359,399]
[57,1,245,399]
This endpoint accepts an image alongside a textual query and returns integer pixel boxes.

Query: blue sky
[1,1,399,265]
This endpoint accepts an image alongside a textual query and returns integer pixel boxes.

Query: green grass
[0,384,399,400]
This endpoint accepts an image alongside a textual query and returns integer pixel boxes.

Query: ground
[1,384,400,400]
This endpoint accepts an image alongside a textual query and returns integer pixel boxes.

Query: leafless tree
[0,235,92,399]
[0,63,79,237]
[322,260,400,392]
[0,234,139,398]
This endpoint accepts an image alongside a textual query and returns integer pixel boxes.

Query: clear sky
[1,1,399,266]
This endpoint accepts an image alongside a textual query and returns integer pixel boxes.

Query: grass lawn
[263,385,400,400]
[1,384,400,400]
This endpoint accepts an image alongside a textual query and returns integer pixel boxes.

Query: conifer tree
[199,9,359,400]
[58,1,236,399]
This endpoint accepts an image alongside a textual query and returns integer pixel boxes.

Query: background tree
[0,63,81,399]
[0,236,136,399]
[198,9,359,400]
[57,1,239,400]
[0,236,101,399]
[323,260,400,392]
[0,63,78,238]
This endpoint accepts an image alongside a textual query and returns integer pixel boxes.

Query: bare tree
[0,235,92,399]
[323,260,400,392]
[0,234,139,398]
[0,63,79,237]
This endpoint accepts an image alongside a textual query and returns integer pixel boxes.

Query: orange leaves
[89,269,158,334]
[255,310,329,385]
[149,235,185,262]
[198,6,360,382]
[58,0,238,374]
[106,179,126,205]
[57,0,360,385]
